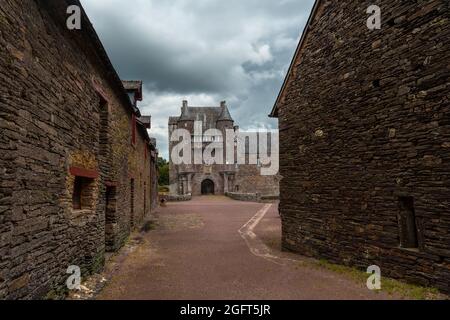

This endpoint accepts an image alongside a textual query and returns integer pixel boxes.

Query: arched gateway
[201,179,215,195]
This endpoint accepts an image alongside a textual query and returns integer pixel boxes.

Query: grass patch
[45,285,69,300]
[312,259,442,300]
[158,185,169,193]
[157,213,204,231]
[141,220,158,233]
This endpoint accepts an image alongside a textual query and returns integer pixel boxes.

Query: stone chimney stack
[220,101,226,108]
[179,100,191,122]
[182,100,188,112]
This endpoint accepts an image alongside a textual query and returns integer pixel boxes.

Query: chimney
[181,100,188,113]
[220,101,226,108]
[180,100,190,121]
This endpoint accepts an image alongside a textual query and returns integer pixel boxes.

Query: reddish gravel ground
[97,196,399,300]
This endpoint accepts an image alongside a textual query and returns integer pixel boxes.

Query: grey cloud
[81,0,315,158]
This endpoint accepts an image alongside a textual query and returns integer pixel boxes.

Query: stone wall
[0,0,154,299]
[166,194,192,202]
[191,170,225,196]
[275,0,450,292]
[232,165,280,196]
[225,192,279,203]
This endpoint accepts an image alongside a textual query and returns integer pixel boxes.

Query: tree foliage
[158,157,169,186]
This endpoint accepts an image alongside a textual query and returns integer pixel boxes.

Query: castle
[168,101,279,200]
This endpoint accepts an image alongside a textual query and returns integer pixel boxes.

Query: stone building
[123,81,159,213]
[169,101,280,199]
[0,0,158,299]
[270,0,449,292]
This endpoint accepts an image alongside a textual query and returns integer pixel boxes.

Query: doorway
[201,179,215,195]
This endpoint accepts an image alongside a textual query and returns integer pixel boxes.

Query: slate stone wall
[232,165,280,196]
[277,0,450,292]
[0,0,154,299]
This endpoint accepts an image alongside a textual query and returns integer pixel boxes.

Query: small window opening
[387,19,396,27]
[72,176,95,210]
[398,196,419,249]
[372,79,381,88]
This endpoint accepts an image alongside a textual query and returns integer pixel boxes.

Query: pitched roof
[177,106,234,129]
[172,100,234,129]
[122,80,143,101]
[269,0,323,118]
[138,116,151,129]
[217,103,233,121]
[122,80,142,91]
[169,116,180,125]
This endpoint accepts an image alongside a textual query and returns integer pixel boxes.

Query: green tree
[157,157,169,186]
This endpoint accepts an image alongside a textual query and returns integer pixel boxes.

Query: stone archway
[201,179,215,195]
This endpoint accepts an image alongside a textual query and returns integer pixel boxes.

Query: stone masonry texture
[273,0,450,293]
[0,0,158,299]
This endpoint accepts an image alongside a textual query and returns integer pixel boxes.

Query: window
[372,79,381,88]
[398,197,419,249]
[72,176,95,210]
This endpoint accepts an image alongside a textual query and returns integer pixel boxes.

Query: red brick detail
[92,80,109,103]
[105,181,118,187]
[70,167,99,179]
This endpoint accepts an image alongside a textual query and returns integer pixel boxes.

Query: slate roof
[171,102,234,129]
[218,104,233,121]
[122,80,143,102]
[137,116,151,129]
[122,80,142,91]
[169,116,180,125]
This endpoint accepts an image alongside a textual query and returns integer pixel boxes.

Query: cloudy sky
[80,0,315,159]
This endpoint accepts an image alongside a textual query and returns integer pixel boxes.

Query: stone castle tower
[168,100,279,197]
